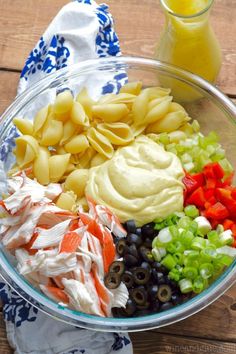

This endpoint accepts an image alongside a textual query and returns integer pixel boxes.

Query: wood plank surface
[0,0,235,94]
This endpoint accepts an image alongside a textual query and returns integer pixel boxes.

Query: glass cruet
[155,0,222,84]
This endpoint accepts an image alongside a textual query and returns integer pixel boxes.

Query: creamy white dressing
[86,135,184,226]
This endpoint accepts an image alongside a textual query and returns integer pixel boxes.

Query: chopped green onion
[161,254,177,270]
[199,263,214,279]
[219,230,233,245]
[183,266,198,280]
[178,216,192,229]
[193,276,205,293]
[179,278,193,294]
[184,205,199,218]
[191,237,206,250]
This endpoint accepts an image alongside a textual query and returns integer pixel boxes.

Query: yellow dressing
[86,136,184,226]
[156,0,221,101]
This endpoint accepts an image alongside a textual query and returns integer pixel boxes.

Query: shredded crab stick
[0,174,128,316]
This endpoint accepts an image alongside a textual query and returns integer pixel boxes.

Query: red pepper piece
[223,219,234,230]
[191,172,205,187]
[182,174,199,195]
[212,162,225,179]
[215,188,232,204]
[205,202,229,220]
[206,178,216,189]
[186,187,206,208]
[203,163,216,179]
[223,172,234,186]
[231,188,236,200]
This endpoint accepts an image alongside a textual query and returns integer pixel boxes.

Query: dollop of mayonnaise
[86,136,184,226]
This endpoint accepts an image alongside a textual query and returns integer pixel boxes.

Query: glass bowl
[0,56,235,332]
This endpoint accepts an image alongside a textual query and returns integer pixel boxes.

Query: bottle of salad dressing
[155,0,222,101]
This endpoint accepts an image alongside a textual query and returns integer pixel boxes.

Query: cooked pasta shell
[76,146,96,169]
[33,105,50,136]
[76,87,95,119]
[70,101,89,126]
[142,87,171,100]
[54,110,70,123]
[132,90,149,126]
[54,90,73,114]
[144,96,172,125]
[146,110,189,133]
[168,102,187,114]
[56,146,67,155]
[96,122,133,145]
[120,81,142,95]
[60,120,83,146]
[56,191,77,211]
[40,119,63,146]
[64,169,89,198]
[77,196,89,212]
[13,118,33,136]
[15,135,39,168]
[90,153,108,167]
[92,103,129,123]
[33,147,50,185]
[130,124,146,137]
[49,153,71,182]
[65,163,76,175]
[87,127,114,159]
[99,93,136,105]
[64,134,89,154]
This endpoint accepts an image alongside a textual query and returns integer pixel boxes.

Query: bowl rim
[0,55,236,331]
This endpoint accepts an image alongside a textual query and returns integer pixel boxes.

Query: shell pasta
[12,83,192,207]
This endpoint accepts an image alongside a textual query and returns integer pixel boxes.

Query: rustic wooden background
[0,0,235,353]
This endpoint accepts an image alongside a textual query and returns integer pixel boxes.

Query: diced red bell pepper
[191,172,205,187]
[206,178,216,189]
[186,187,206,208]
[215,188,232,204]
[212,162,225,179]
[203,163,216,179]
[231,188,236,200]
[223,172,234,186]
[205,202,229,220]
[223,219,234,230]
[182,174,199,195]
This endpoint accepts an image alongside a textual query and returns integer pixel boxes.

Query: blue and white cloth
[0,1,132,353]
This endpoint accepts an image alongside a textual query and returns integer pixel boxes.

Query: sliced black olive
[136,227,142,237]
[141,222,156,238]
[124,253,138,267]
[143,237,153,248]
[109,261,125,275]
[151,299,160,312]
[121,271,134,288]
[130,287,147,305]
[171,293,183,306]
[139,246,153,263]
[140,261,151,271]
[112,307,126,318]
[160,301,174,312]
[152,262,168,275]
[124,220,137,234]
[148,284,159,299]
[157,284,172,303]
[151,270,166,285]
[126,243,139,259]
[126,233,142,247]
[137,301,150,310]
[123,298,137,316]
[133,267,151,285]
[104,272,121,289]
[165,278,178,290]
[116,238,127,256]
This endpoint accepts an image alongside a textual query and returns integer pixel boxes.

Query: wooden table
[0,1,235,353]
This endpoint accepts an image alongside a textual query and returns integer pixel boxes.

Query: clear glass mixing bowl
[0,56,235,332]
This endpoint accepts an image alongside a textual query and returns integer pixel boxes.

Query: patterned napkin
[0,1,132,353]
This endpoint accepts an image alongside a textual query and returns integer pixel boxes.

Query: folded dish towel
[0,1,132,353]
